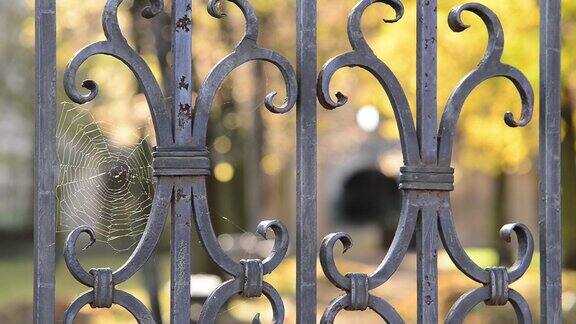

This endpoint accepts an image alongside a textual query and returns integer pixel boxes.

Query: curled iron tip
[448,6,471,32]
[208,0,227,18]
[378,0,404,23]
[504,111,529,128]
[256,220,281,239]
[257,220,289,274]
[66,78,98,105]
[76,226,97,250]
[264,91,291,114]
[334,92,349,108]
[141,0,164,19]
[325,232,354,254]
[498,223,534,282]
[64,225,99,287]
[319,232,355,290]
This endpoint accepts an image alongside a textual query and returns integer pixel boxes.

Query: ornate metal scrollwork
[62,177,172,323]
[320,232,407,323]
[438,5,535,321]
[192,0,297,323]
[317,0,420,166]
[63,226,166,323]
[61,0,536,322]
[62,1,173,323]
[198,221,289,323]
[317,1,418,322]
[63,0,172,147]
[439,212,534,322]
[437,3,534,166]
[62,0,295,322]
[192,0,298,146]
[318,1,535,323]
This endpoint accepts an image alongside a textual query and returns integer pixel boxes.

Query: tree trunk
[243,62,265,229]
[561,86,576,269]
[493,169,512,265]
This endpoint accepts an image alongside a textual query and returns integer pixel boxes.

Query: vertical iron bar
[34,0,57,323]
[416,208,438,323]
[416,0,438,163]
[416,0,438,323]
[540,0,562,322]
[171,0,193,322]
[296,0,318,321]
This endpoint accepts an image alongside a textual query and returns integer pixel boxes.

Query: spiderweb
[56,104,154,252]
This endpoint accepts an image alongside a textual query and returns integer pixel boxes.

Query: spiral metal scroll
[440,222,534,322]
[61,1,172,323]
[191,0,296,322]
[437,6,535,321]
[317,1,535,323]
[437,3,535,166]
[317,0,420,322]
[191,0,298,148]
[198,221,289,323]
[316,0,420,166]
[63,0,172,146]
[62,179,171,323]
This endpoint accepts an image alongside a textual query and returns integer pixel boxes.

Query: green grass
[0,253,168,306]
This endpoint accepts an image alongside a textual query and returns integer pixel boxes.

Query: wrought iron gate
[33,0,562,323]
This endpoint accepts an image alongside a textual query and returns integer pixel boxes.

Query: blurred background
[1,0,576,323]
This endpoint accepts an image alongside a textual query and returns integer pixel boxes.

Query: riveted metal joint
[240,259,264,298]
[152,146,211,177]
[346,273,369,311]
[399,166,455,191]
[485,267,509,306]
[89,268,114,308]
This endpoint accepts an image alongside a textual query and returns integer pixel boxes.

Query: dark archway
[337,168,409,249]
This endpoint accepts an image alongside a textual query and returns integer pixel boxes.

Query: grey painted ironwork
[169,0,193,322]
[169,0,194,323]
[415,1,439,321]
[540,0,563,322]
[318,1,537,323]
[34,0,57,323]
[34,0,563,323]
[61,1,171,322]
[296,0,318,320]
[194,0,296,321]
[58,0,296,321]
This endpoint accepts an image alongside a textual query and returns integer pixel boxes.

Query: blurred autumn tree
[560,1,576,269]
[0,1,34,237]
